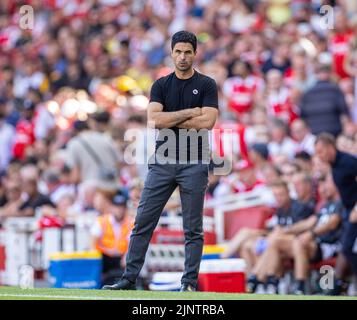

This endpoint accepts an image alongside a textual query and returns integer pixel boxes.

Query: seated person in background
[91,188,134,286]
[250,175,343,294]
[17,165,55,217]
[229,160,267,194]
[291,172,316,212]
[294,151,313,174]
[0,179,23,224]
[221,181,314,275]
[292,174,343,295]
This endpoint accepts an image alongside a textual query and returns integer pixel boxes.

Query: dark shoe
[293,280,306,295]
[324,279,348,296]
[265,283,279,295]
[102,278,136,290]
[293,289,305,295]
[265,275,280,295]
[246,275,259,293]
[180,284,196,292]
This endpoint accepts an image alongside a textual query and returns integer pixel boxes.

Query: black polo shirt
[150,70,218,162]
[276,199,314,227]
[315,200,344,244]
[331,151,357,210]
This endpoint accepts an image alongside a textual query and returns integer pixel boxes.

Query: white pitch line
[0,293,149,300]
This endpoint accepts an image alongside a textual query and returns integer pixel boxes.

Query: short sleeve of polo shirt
[294,201,314,222]
[203,78,219,109]
[149,80,165,105]
[333,201,345,217]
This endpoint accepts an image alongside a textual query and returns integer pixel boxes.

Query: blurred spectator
[292,174,343,294]
[248,143,270,181]
[230,160,266,194]
[291,119,316,155]
[222,180,313,275]
[261,40,291,74]
[299,64,350,137]
[0,179,22,224]
[294,151,313,174]
[42,168,75,206]
[65,120,120,184]
[91,188,133,286]
[19,165,54,217]
[268,118,298,161]
[246,180,315,293]
[0,106,14,172]
[291,172,316,211]
[344,48,357,122]
[12,100,36,160]
[314,133,357,293]
[263,69,298,125]
[222,60,264,120]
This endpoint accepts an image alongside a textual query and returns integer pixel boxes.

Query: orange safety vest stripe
[95,214,133,255]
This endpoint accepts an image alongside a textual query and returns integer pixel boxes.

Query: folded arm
[176,107,219,130]
[282,215,317,235]
[147,102,201,129]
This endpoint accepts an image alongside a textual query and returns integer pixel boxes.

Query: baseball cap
[250,143,269,160]
[111,190,128,206]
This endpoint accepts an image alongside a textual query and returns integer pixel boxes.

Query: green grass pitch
[0,286,356,300]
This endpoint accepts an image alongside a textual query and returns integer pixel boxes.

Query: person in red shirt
[329,9,355,79]
[264,69,298,125]
[12,100,36,160]
[223,61,264,119]
[230,160,266,194]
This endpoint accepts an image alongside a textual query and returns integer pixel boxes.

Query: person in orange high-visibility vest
[91,188,134,285]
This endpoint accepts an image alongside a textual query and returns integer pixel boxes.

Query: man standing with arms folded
[315,133,357,294]
[103,31,219,291]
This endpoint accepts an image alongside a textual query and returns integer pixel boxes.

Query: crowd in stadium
[1,0,357,295]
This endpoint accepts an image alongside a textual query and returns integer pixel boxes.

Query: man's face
[113,205,126,222]
[22,179,37,197]
[315,142,335,164]
[291,121,306,142]
[292,175,310,200]
[272,186,289,208]
[171,42,196,72]
[239,168,255,185]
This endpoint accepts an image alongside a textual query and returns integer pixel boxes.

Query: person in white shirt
[290,119,316,155]
[268,118,298,161]
[0,109,15,172]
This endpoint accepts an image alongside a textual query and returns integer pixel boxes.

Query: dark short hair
[315,133,336,147]
[250,143,269,160]
[93,111,110,124]
[171,31,197,52]
[73,120,89,132]
[295,151,311,161]
[270,180,289,191]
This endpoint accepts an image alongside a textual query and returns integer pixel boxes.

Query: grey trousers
[123,161,209,287]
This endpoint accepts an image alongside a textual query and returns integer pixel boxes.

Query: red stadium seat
[224,206,274,241]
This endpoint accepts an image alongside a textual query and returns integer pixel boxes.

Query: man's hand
[298,231,314,247]
[148,102,199,129]
[176,107,218,130]
[350,206,357,223]
[267,225,284,241]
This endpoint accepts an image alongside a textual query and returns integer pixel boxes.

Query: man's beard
[176,63,192,72]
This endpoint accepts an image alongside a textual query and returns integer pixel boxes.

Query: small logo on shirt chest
[192,89,198,95]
